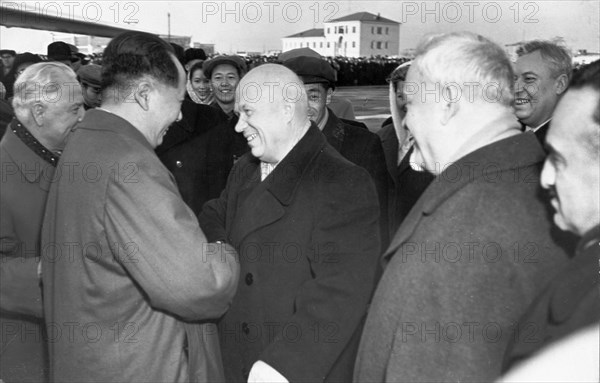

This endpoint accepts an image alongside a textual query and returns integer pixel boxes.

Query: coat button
[245,273,253,285]
[242,322,250,335]
[175,160,183,168]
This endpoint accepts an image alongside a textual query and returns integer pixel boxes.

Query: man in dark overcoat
[501,59,600,379]
[282,55,389,248]
[199,64,381,382]
[354,32,570,382]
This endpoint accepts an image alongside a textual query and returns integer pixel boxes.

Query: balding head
[235,64,310,163]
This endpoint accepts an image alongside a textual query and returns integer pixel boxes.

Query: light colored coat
[41,109,238,382]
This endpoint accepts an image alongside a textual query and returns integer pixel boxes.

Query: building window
[377,41,382,49]
[371,26,374,34]
[371,41,374,49]
[313,42,316,48]
[352,41,356,48]
[377,27,382,34]
[386,27,389,34]
[334,26,337,33]
[352,26,356,33]
[320,42,323,48]
[327,27,330,34]
[385,42,388,49]
[327,42,330,48]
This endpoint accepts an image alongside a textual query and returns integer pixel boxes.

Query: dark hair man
[40,31,239,382]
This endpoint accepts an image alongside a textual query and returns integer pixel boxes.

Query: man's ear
[283,103,294,123]
[133,81,152,111]
[440,86,459,125]
[31,102,45,126]
[554,73,569,96]
[325,87,333,105]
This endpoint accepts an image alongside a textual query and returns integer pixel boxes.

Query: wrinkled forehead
[515,51,553,76]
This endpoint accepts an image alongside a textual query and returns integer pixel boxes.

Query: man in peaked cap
[283,54,390,248]
[76,64,102,109]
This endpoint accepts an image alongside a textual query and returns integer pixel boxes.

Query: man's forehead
[515,51,552,75]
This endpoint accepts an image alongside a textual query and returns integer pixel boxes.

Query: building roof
[328,12,399,24]
[284,28,325,38]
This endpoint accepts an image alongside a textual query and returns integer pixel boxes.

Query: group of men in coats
[0,29,598,383]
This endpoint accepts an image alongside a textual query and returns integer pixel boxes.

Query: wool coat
[502,225,600,372]
[199,124,381,383]
[354,133,571,382]
[0,122,49,382]
[40,109,239,382]
[322,110,389,248]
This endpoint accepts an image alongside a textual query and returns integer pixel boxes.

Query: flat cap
[77,64,102,88]
[277,47,321,63]
[282,56,336,85]
[202,55,247,79]
[0,49,16,57]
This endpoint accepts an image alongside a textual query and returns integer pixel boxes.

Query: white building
[281,12,400,58]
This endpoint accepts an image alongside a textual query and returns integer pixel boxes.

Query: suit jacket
[323,110,389,248]
[0,122,48,382]
[41,109,239,382]
[354,133,571,382]
[199,124,381,383]
[502,225,600,372]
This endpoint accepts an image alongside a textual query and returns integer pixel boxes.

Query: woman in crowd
[187,61,214,105]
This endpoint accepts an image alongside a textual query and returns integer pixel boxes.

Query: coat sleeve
[260,165,382,382]
[0,199,43,318]
[103,157,239,321]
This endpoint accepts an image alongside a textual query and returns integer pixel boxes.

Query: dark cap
[277,47,321,63]
[77,64,102,88]
[282,56,336,85]
[13,52,42,69]
[0,49,16,57]
[184,48,207,64]
[203,55,247,79]
[47,41,78,62]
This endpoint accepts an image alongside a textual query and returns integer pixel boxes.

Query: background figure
[184,47,207,72]
[0,49,17,100]
[513,40,572,143]
[187,60,214,105]
[200,64,381,383]
[354,32,570,382]
[76,63,102,109]
[40,31,239,383]
[1,62,84,382]
[282,54,389,248]
[502,59,600,380]
[378,61,434,240]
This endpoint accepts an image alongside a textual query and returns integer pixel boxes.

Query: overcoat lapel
[230,123,327,244]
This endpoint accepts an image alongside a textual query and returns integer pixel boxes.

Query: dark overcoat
[0,122,48,381]
[502,225,600,372]
[354,133,571,382]
[199,124,381,382]
[322,110,389,248]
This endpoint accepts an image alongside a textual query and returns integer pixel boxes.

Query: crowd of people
[0,30,598,383]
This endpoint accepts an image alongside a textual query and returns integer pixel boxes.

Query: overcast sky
[1,0,599,54]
